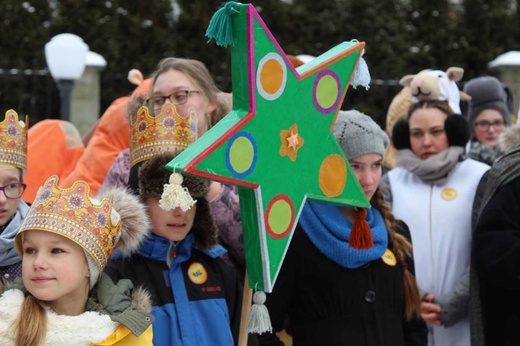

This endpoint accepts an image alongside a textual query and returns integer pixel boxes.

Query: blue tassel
[351,57,371,90]
[205,1,242,47]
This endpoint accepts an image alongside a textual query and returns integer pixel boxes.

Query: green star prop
[167,2,369,292]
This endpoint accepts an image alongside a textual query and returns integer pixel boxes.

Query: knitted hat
[463,76,512,126]
[137,152,218,250]
[16,175,150,289]
[333,109,389,160]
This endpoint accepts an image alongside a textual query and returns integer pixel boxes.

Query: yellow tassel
[159,173,196,212]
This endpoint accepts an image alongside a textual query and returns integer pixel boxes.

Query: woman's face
[152,69,216,136]
[409,107,449,159]
[473,109,506,148]
[349,153,383,201]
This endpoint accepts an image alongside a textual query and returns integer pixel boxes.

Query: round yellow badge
[441,188,457,201]
[381,249,397,266]
[188,262,208,285]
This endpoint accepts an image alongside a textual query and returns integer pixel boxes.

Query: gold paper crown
[130,104,197,167]
[17,175,121,271]
[0,109,29,170]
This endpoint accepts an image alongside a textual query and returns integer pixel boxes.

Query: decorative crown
[130,104,197,167]
[0,109,29,170]
[17,175,122,271]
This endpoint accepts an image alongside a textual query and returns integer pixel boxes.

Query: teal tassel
[205,1,242,47]
[351,56,371,90]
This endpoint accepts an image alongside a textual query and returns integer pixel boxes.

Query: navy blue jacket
[105,232,242,346]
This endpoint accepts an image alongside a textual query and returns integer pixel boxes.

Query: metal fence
[0,68,60,126]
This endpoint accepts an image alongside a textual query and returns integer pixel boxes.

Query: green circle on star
[226,132,257,178]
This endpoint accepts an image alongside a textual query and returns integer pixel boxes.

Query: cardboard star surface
[167,2,369,292]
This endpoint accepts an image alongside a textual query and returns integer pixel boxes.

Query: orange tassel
[349,208,374,249]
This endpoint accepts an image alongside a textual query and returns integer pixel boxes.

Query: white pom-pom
[159,173,197,212]
[246,291,273,334]
[351,57,371,90]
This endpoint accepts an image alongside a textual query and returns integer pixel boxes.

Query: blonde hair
[13,295,47,346]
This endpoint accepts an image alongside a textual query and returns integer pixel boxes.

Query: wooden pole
[238,270,253,346]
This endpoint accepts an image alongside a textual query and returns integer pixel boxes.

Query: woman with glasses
[380,100,489,346]
[463,76,515,165]
[0,110,29,284]
[99,58,246,280]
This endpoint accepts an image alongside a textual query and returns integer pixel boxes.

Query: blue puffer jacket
[105,232,242,346]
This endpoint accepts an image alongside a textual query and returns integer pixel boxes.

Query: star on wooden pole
[167,2,369,293]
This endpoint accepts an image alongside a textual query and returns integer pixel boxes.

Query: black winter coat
[258,222,427,346]
[473,176,520,346]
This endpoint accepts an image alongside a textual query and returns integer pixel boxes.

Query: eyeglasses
[145,90,201,111]
[0,182,26,199]
[474,120,505,131]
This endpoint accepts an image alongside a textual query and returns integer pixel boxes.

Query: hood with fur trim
[498,125,520,154]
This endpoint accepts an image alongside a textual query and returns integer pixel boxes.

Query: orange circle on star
[257,53,287,100]
[188,262,208,285]
[261,59,283,94]
[319,154,347,197]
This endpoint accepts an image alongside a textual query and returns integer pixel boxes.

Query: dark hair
[407,100,451,120]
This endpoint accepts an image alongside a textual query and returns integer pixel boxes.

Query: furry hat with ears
[137,153,218,250]
[399,67,470,114]
[498,125,520,154]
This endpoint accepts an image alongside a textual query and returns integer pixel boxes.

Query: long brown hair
[371,189,422,320]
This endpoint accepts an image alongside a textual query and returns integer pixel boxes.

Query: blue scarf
[299,200,388,268]
[0,201,30,266]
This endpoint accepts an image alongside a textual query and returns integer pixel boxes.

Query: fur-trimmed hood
[498,125,520,154]
[0,274,153,345]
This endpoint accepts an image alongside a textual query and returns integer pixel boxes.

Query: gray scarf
[397,146,465,185]
[0,201,30,266]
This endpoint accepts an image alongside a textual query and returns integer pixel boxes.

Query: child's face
[349,153,383,201]
[21,230,90,315]
[0,165,22,226]
[147,197,197,242]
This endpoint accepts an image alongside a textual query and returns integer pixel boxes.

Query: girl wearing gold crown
[0,110,30,284]
[0,176,154,345]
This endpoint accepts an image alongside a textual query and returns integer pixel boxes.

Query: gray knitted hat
[333,109,389,159]
[463,76,512,126]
